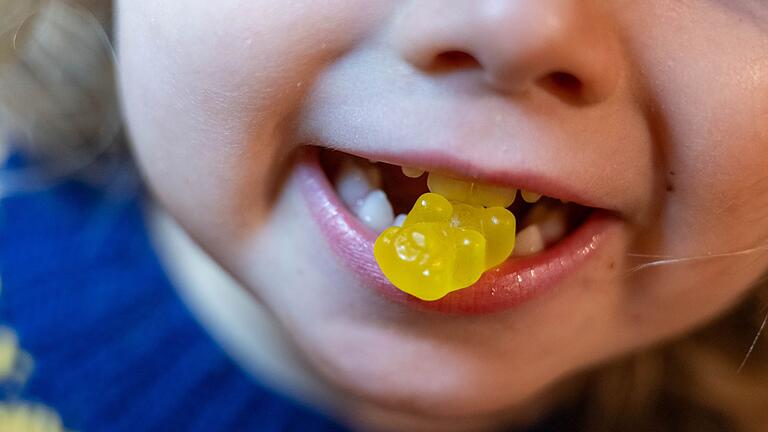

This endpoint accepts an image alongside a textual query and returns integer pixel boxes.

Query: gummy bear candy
[374,192,516,301]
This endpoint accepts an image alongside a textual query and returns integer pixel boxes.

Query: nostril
[536,71,585,105]
[548,72,582,91]
[429,50,481,73]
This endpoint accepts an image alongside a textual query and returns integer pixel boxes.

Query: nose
[393,0,624,105]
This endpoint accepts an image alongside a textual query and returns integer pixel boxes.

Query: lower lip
[296,148,619,314]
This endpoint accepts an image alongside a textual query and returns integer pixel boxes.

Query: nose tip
[395,0,624,105]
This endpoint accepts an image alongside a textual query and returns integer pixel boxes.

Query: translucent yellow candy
[375,222,486,301]
[480,207,517,268]
[374,191,516,301]
[402,193,453,227]
[427,173,517,208]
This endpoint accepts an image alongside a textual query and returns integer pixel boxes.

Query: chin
[292,317,563,428]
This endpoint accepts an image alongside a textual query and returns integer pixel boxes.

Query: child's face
[118,0,768,427]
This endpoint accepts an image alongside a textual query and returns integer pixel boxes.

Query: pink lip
[296,147,620,314]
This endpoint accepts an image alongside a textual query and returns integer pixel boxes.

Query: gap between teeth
[335,158,566,255]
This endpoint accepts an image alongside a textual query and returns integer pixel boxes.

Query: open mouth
[297,146,618,314]
[319,149,594,258]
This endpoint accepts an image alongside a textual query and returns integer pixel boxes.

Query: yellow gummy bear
[374,193,516,301]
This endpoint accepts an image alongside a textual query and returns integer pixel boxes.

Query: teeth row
[334,158,565,255]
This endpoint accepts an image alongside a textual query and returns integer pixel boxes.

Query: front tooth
[512,224,545,256]
[521,190,542,203]
[356,190,395,233]
[336,159,376,211]
[401,166,425,178]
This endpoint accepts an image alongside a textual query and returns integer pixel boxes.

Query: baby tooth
[393,213,407,227]
[524,205,567,245]
[539,210,567,245]
[521,190,542,203]
[401,166,425,178]
[356,190,395,234]
[336,159,375,211]
[512,224,545,257]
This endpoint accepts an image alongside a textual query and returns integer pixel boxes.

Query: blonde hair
[0,0,118,184]
[2,1,767,431]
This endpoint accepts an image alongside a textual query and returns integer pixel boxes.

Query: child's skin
[117,1,768,430]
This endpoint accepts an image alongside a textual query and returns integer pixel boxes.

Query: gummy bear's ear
[480,207,517,269]
[450,228,486,288]
[402,193,453,227]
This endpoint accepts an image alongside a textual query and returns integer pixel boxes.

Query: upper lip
[296,57,644,222]
[313,144,614,212]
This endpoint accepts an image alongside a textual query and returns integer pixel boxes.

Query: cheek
[118,0,388,249]
[620,3,768,256]
[609,2,768,339]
